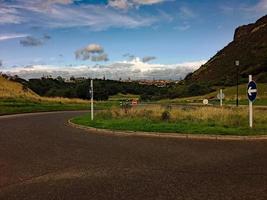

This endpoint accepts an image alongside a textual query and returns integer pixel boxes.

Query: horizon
[0,0,266,80]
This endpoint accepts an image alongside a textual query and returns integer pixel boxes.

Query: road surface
[1,111,267,200]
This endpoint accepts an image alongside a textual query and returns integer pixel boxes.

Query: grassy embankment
[72,105,267,135]
[0,76,114,115]
[160,83,267,106]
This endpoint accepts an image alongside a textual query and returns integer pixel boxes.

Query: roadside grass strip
[72,106,267,136]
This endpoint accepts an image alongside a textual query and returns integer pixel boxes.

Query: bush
[22,85,28,92]
[186,83,213,96]
[161,110,171,121]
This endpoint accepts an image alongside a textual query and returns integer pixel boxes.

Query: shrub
[22,85,28,92]
[161,110,171,121]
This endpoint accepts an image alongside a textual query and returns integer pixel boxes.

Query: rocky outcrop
[187,15,267,86]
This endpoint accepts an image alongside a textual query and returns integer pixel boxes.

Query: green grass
[0,98,118,115]
[72,112,267,136]
[0,98,88,115]
[176,99,267,106]
[160,83,267,106]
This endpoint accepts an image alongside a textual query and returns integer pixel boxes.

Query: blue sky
[0,0,266,80]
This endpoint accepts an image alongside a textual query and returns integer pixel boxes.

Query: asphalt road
[1,111,267,200]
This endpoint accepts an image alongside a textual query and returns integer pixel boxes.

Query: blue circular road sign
[247,81,257,102]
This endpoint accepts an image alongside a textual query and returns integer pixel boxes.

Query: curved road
[1,111,267,200]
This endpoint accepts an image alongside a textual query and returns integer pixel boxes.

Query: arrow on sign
[248,87,257,96]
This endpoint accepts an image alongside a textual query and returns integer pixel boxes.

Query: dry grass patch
[98,105,267,127]
[0,76,88,104]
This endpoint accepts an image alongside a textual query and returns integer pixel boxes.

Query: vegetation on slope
[186,15,267,86]
[0,76,92,115]
[14,76,215,100]
[161,83,267,105]
[0,76,39,99]
[23,77,168,101]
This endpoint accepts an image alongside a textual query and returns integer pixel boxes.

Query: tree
[56,76,64,82]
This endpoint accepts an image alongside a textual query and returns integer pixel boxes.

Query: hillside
[0,76,39,99]
[161,83,267,106]
[0,76,88,104]
[0,76,92,115]
[186,15,267,86]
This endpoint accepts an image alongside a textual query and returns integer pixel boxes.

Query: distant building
[121,79,175,87]
[137,79,174,87]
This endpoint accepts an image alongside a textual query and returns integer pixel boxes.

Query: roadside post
[90,79,94,121]
[235,60,240,107]
[247,75,257,128]
[217,89,225,107]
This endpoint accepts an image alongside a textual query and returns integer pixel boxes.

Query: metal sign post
[235,60,240,107]
[220,89,223,107]
[90,79,94,121]
[249,91,253,128]
[247,75,257,128]
[217,89,225,107]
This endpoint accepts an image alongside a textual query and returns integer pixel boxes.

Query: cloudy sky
[0,0,266,80]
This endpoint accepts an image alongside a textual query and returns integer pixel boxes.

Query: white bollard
[91,79,94,121]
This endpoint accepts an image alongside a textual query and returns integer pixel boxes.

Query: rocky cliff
[186,15,267,86]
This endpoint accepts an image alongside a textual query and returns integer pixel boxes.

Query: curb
[0,110,90,119]
[68,120,267,141]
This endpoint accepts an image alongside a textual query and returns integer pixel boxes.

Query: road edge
[68,119,267,141]
[0,110,90,119]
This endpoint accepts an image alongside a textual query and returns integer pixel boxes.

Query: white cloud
[108,0,165,9]
[256,0,267,10]
[46,5,157,30]
[243,0,267,15]
[179,6,196,19]
[75,44,109,62]
[0,1,159,30]
[174,24,191,31]
[133,0,164,5]
[0,6,25,24]
[109,0,130,9]
[220,5,235,14]
[220,0,267,18]
[3,59,206,80]
[0,33,28,41]
[48,0,73,5]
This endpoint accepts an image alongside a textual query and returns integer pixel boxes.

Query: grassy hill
[161,83,267,106]
[186,15,267,86]
[0,76,92,115]
[0,76,39,99]
[0,76,88,104]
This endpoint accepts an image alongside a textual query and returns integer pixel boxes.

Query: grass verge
[0,98,117,115]
[0,98,88,115]
[71,106,267,136]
